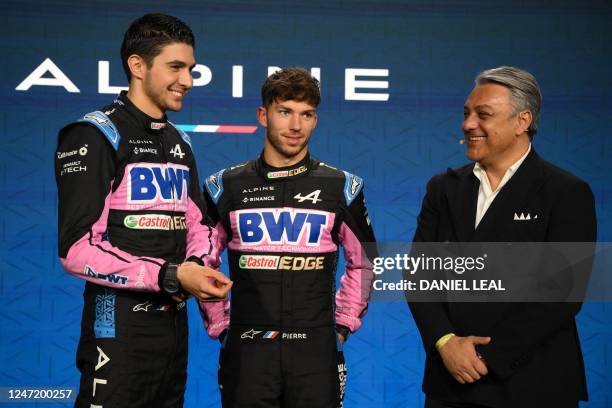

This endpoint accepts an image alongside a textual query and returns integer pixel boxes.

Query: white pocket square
[514,212,538,221]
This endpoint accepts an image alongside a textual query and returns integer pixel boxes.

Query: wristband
[159,263,182,296]
[435,333,456,351]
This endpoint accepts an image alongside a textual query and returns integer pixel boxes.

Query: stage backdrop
[1,1,611,407]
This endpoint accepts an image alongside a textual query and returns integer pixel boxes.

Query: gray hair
[475,66,542,139]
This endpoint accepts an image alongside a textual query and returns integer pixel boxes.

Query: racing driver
[55,14,231,407]
[200,67,377,407]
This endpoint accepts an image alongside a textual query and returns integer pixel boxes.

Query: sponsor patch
[238,255,325,271]
[278,256,324,271]
[242,186,275,193]
[241,329,261,339]
[123,214,186,230]
[60,164,87,176]
[129,139,154,145]
[263,331,279,339]
[85,265,128,286]
[237,208,329,246]
[127,163,190,204]
[266,165,307,179]
[57,144,88,160]
[242,196,275,203]
[239,254,279,270]
[133,147,158,155]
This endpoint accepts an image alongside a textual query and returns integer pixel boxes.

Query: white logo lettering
[170,144,185,159]
[98,60,128,94]
[294,190,322,204]
[16,58,80,93]
[95,346,110,371]
[345,68,389,101]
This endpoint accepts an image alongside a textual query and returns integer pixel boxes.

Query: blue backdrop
[1,0,611,406]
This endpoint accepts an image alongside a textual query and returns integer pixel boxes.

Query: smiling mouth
[169,89,186,98]
[467,136,486,142]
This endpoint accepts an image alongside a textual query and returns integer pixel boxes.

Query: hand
[176,262,232,302]
[438,335,490,384]
[337,333,346,343]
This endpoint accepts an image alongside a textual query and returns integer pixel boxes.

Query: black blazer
[409,148,596,407]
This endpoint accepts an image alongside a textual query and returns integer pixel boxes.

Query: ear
[256,106,268,128]
[516,110,532,136]
[127,54,147,81]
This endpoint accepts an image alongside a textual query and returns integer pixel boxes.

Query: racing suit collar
[116,91,169,132]
[256,151,312,181]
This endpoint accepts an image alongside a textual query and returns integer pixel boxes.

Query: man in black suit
[408,66,596,408]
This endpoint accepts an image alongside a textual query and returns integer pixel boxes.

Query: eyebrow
[166,60,197,69]
[464,104,494,110]
[277,105,317,114]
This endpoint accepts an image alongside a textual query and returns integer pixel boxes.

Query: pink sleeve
[334,221,375,332]
[185,197,220,267]
[198,221,231,338]
[61,191,165,291]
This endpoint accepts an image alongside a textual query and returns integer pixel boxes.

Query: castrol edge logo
[239,255,279,270]
[238,254,324,271]
[124,214,186,230]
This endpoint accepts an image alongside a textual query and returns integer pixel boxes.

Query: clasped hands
[439,335,491,384]
[174,261,232,302]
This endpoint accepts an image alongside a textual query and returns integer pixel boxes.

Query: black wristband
[185,256,204,266]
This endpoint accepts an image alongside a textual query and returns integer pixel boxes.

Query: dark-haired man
[55,14,231,407]
[200,67,377,407]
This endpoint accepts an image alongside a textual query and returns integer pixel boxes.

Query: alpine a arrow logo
[294,190,322,204]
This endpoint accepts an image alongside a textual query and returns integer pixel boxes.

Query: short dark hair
[121,13,195,82]
[261,67,321,108]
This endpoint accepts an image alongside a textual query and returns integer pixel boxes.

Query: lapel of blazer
[473,148,547,241]
[447,165,479,242]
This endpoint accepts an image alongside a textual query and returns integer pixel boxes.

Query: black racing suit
[199,153,377,408]
[55,92,216,408]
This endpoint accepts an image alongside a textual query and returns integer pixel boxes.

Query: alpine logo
[294,190,322,204]
[127,163,190,204]
[237,208,329,246]
[170,143,185,159]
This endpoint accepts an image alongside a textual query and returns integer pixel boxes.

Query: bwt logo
[237,208,330,246]
[127,163,190,204]
[84,265,128,286]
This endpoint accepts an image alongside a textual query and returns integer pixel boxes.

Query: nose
[288,113,301,132]
[462,112,477,133]
[179,68,193,90]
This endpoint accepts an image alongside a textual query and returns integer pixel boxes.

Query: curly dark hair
[261,67,321,108]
